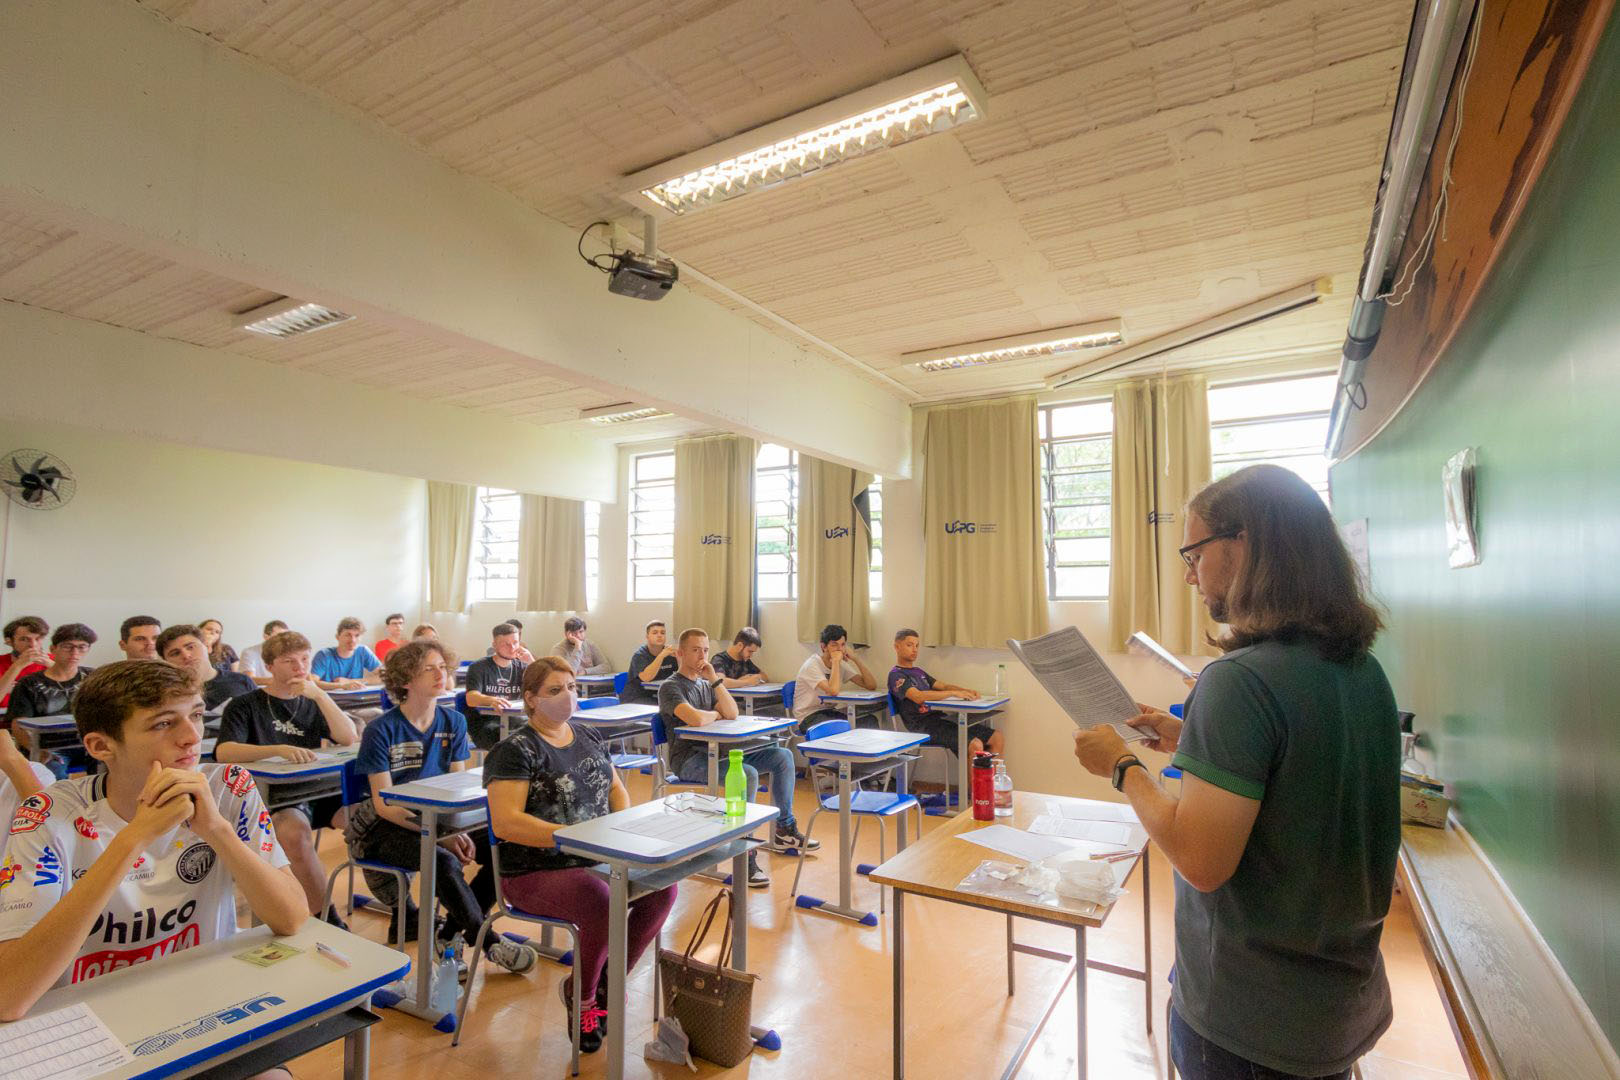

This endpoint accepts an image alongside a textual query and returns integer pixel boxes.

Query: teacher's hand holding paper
[1129,704,1181,754]
[1073,724,1129,777]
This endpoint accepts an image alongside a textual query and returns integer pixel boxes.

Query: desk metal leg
[730,848,781,1053]
[343,1014,371,1079]
[706,742,719,794]
[1142,848,1153,1033]
[958,716,971,813]
[1076,927,1088,1080]
[893,890,906,1078]
[793,758,875,925]
[1006,914,1016,996]
[605,865,629,1080]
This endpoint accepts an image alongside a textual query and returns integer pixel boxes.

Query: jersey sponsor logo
[74,816,99,840]
[10,792,51,834]
[32,845,61,887]
[175,842,216,884]
[91,899,197,945]
[131,994,286,1057]
[236,803,254,844]
[72,923,202,983]
[223,765,255,797]
[0,857,19,889]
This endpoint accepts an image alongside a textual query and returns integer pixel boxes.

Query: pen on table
[316,942,352,968]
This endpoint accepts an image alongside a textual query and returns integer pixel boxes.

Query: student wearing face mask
[484,655,676,1055]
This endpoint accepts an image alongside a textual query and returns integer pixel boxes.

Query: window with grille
[754,443,798,601]
[1040,400,1113,600]
[470,487,521,602]
[1208,373,1335,505]
[628,451,675,601]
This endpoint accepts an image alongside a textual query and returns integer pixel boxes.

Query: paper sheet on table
[610,811,722,848]
[1027,815,1132,845]
[809,732,876,751]
[0,1002,133,1080]
[1007,626,1156,742]
[956,824,1089,862]
[1050,801,1140,824]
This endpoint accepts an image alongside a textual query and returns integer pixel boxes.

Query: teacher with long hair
[1074,463,1400,1080]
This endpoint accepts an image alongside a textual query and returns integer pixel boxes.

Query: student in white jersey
[0,728,50,825]
[215,631,358,925]
[0,660,307,1039]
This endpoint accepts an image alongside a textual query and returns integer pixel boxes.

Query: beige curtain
[517,494,586,613]
[1108,373,1216,654]
[673,434,757,641]
[426,480,475,614]
[796,456,874,645]
[922,396,1048,648]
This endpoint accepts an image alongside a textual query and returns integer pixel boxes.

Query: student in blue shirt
[344,639,537,973]
[310,616,381,687]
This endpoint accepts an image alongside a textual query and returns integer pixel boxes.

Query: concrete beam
[0,300,616,499]
[0,0,912,477]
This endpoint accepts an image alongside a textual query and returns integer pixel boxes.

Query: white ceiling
[4,0,1408,435]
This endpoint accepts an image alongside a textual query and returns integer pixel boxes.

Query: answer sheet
[1027,815,1133,845]
[0,1003,132,1080]
[956,824,1082,862]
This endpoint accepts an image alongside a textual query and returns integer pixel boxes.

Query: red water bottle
[971,752,996,821]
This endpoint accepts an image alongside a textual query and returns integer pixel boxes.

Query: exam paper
[610,811,721,847]
[1050,801,1141,824]
[1007,626,1157,742]
[0,1003,133,1080]
[1027,815,1132,846]
[957,824,1083,862]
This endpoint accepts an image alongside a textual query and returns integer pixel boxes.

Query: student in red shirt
[0,617,50,710]
[374,613,406,661]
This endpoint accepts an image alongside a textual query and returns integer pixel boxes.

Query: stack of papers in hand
[1007,626,1158,742]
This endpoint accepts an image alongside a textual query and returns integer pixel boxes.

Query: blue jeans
[1170,1006,1350,1080]
[674,745,796,830]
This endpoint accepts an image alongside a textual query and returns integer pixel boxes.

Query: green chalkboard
[1330,16,1620,1048]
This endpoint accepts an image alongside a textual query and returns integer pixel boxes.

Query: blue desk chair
[453,805,582,1073]
[790,718,921,912]
[578,698,656,772]
[647,713,708,801]
[612,672,629,696]
[320,759,412,941]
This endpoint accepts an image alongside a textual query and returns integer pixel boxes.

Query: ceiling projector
[607,251,679,301]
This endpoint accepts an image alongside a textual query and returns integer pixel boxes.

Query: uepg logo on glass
[944,520,997,535]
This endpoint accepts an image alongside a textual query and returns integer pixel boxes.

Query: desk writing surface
[868,791,1145,929]
[570,703,659,724]
[729,682,785,696]
[675,717,795,739]
[819,689,888,703]
[380,768,486,807]
[931,695,1012,712]
[30,921,407,1079]
[243,744,360,778]
[15,713,77,732]
[555,799,778,865]
[800,729,926,759]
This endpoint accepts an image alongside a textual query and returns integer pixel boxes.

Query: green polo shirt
[1171,639,1400,1075]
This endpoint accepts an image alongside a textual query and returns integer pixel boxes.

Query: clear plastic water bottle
[725,748,746,817]
[994,663,1006,696]
[992,757,1013,816]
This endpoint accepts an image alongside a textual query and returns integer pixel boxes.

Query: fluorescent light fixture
[906,319,1125,373]
[623,55,987,216]
[233,297,354,338]
[1049,279,1331,389]
[580,403,671,425]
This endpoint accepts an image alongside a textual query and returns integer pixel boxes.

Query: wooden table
[870,790,1153,1080]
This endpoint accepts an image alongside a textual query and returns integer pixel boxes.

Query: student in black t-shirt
[157,624,258,712]
[621,620,678,704]
[711,626,769,688]
[215,630,358,924]
[485,655,676,1054]
[463,622,529,749]
[5,622,97,776]
[888,628,1001,757]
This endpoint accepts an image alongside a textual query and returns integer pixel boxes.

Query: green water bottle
[724,748,746,817]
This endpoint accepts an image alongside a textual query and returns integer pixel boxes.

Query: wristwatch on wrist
[710,678,725,691]
[1112,754,1146,792]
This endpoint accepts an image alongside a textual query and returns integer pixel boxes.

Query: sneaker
[485,937,539,975]
[558,979,605,1054]
[386,907,420,944]
[745,853,771,889]
[323,906,350,931]
[769,822,821,853]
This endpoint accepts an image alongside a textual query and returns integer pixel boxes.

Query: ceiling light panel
[234,297,354,338]
[907,319,1125,373]
[624,56,987,217]
[581,404,672,424]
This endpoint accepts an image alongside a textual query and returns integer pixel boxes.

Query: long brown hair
[1187,464,1381,662]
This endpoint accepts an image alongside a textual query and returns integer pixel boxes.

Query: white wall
[443,438,1200,802]
[0,419,425,666]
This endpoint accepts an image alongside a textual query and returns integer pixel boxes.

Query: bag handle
[679,888,735,967]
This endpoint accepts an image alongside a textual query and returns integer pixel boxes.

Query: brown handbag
[656,888,758,1066]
